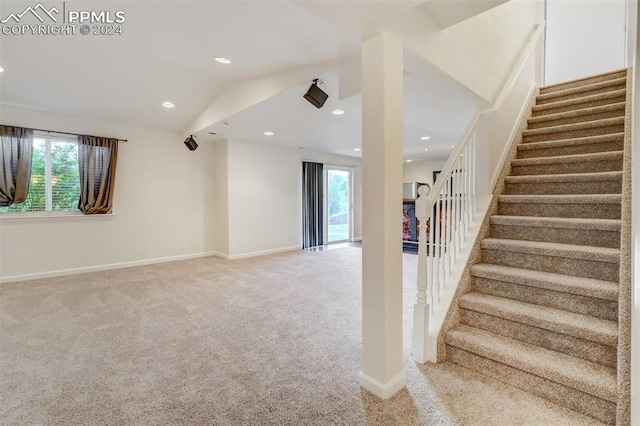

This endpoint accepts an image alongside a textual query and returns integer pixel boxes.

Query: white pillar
[359,33,406,399]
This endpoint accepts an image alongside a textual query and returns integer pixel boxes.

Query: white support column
[359,33,406,399]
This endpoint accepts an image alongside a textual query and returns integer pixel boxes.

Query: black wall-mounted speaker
[303,80,328,109]
[184,135,198,151]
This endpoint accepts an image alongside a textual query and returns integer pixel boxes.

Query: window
[324,167,353,243]
[0,132,80,214]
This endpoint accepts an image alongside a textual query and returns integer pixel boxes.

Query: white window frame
[323,165,354,244]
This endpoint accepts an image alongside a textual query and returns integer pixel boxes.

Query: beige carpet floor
[0,247,603,425]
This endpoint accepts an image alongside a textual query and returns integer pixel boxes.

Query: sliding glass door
[325,167,352,243]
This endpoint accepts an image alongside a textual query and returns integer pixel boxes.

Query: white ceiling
[0,0,485,161]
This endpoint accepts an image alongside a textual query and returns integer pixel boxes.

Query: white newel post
[412,184,431,363]
[359,32,406,399]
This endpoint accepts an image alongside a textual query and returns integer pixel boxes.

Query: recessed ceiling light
[332,109,345,115]
[264,131,274,136]
[0,66,4,73]
[353,148,361,152]
[451,145,456,148]
[424,149,429,152]
[215,57,231,64]
[405,159,413,163]
[162,101,174,108]
[421,136,430,140]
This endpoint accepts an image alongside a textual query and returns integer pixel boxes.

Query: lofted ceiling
[0,0,488,161]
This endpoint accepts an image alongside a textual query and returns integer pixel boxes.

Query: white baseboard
[359,371,407,399]
[0,251,219,284]
[224,245,301,260]
[1,246,304,283]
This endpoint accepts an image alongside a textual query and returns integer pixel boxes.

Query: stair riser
[498,201,620,219]
[528,110,624,130]
[459,309,617,366]
[490,224,620,248]
[447,347,616,424]
[481,248,618,281]
[472,276,618,322]
[517,140,624,158]
[539,71,627,95]
[504,179,621,195]
[532,95,626,117]
[523,124,624,143]
[536,83,627,105]
[511,159,623,176]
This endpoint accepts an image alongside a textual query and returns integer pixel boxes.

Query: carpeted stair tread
[470,263,619,301]
[480,238,619,263]
[446,69,628,422]
[539,69,627,94]
[458,292,618,346]
[528,102,625,126]
[490,215,621,231]
[532,90,626,115]
[504,171,622,184]
[536,78,626,103]
[522,117,624,138]
[511,151,622,167]
[498,193,621,205]
[446,325,618,402]
[517,133,624,151]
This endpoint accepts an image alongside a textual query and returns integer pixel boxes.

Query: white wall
[403,159,447,186]
[212,139,229,256]
[476,48,538,195]
[545,0,627,85]
[222,139,362,258]
[384,0,543,103]
[0,105,216,282]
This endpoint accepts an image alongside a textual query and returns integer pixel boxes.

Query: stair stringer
[616,67,633,426]
[434,88,539,362]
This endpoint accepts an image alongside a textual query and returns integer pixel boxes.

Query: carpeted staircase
[443,69,630,424]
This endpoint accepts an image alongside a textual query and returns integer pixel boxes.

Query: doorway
[544,0,627,85]
[324,167,353,243]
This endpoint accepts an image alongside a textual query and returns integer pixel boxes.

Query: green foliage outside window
[328,171,349,217]
[0,138,80,213]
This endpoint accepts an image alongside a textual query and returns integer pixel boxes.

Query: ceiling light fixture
[0,66,4,73]
[405,159,413,163]
[451,145,456,148]
[264,131,274,136]
[162,101,174,108]
[424,149,429,152]
[214,57,231,64]
[332,109,345,115]
[421,136,430,140]
[353,148,361,152]
[303,79,328,109]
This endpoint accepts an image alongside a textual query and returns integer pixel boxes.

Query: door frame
[323,165,354,244]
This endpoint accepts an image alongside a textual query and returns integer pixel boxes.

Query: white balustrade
[411,132,478,364]
[410,22,544,365]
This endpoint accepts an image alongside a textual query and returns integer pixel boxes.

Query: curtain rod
[31,127,128,143]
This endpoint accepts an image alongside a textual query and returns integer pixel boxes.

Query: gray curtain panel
[77,135,118,214]
[0,125,34,206]
[302,161,324,249]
